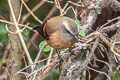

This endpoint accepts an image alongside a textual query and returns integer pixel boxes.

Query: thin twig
[5,23,29,34]
[0,19,35,32]
[31,43,47,72]
[8,0,33,65]
[67,1,82,7]
[42,0,54,4]
[34,43,47,63]
[17,3,23,23]
[87,66,111,80]
[30,43,48,79]
[47,48,54,65]
[3,67,13,80]
[98,16,120,31]
[15,57,52,75]
[21,0,43,24]
[21,0,45,23]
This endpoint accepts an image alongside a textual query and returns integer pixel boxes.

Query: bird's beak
[74,35,79,41]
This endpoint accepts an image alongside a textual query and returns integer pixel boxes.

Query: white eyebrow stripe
[62,21,74,34]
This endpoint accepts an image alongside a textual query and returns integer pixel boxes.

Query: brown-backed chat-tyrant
[34,16,79,49]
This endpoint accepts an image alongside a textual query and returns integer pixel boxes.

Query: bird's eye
[66,29,69,33]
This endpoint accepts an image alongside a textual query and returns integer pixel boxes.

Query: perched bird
[34,16,79,49]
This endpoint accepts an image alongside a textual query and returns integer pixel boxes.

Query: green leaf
[114,71,120,80]
[34,62,45,70]
[0,24,8,39]
[0,42,3,47]
[43,45,51,52]
[59,49,65,52]
[23,29,30,35]
[75,19,80,25]
[75,19,85,31]
[40,62,45,66]
[0,42,3,51]
[39,41,45,48]
[22,35,28,43]
[80,60,84,64]
[22,29,30,43]
[79,30,86,37]
[39,41,51,52]
[0,24,7,32]
[79,25,84,29]
[0,0,8,8]
[0,58,2,67]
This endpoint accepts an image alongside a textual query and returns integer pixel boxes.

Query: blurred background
[0,0,120,80]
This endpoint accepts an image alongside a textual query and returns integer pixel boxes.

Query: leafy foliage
[114,71,120,80]
[39,41,51,52]
[75,19,86,37]
[22,29,30,43]
[0,24,8,51]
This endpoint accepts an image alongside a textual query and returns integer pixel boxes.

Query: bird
[34,16,79,49]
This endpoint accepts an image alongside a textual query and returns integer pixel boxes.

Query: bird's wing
[33,18,49,40]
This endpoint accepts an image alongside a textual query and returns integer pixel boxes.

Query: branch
[21,0,45,23]
[81,0,120,34]
[8,0,33,65]
[21,0,43,24]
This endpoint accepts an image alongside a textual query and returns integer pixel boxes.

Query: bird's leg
[56,49,63,70]
[56,50,60,59]
[56,49,63,62]
[68,48,74,56]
